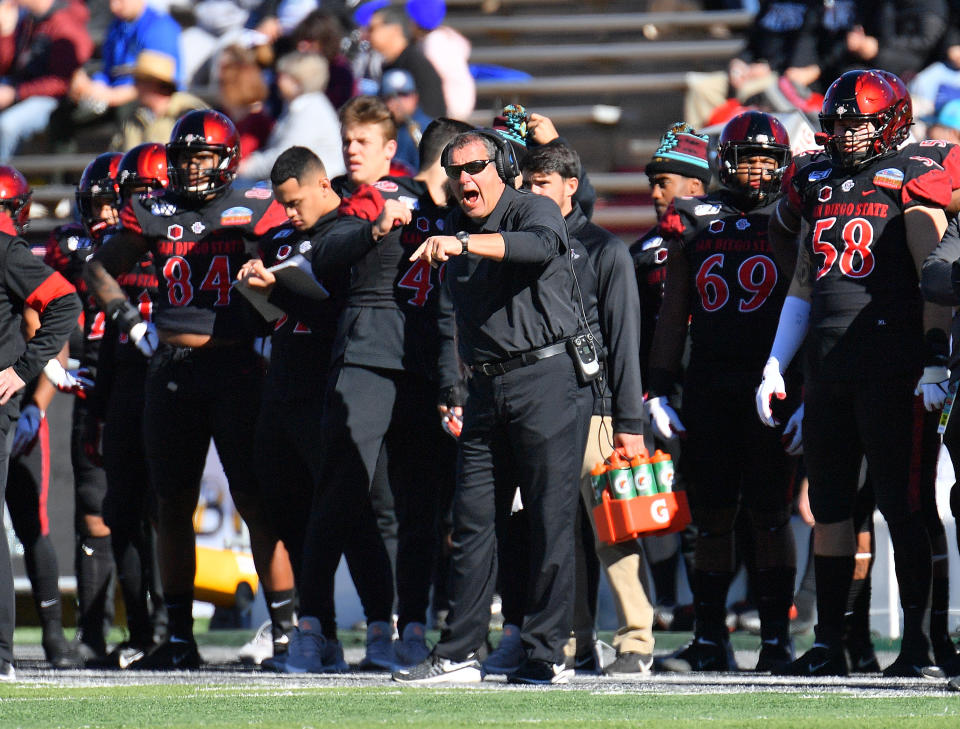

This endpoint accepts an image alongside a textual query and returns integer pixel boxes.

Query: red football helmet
[76,152,122,240]
[818,70,902,168]
[166,109,240,201]
[0,166,32,234]
[873,69,913,146]
[117,142,170,201]
[716,111,791,203]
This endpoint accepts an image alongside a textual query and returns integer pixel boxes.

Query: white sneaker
[280,616,349,674]
[393,622,431,669]
[238,621,274,665]
[0,659,14,681]
[482,624,525,675]
[393,652,483,684]
[360,620,396,670]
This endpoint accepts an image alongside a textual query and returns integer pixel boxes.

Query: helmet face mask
[76,152,122,240]
[0,166,32,234]
[166,110,240,201]
[717,111,791,203]
[818,70,903,169]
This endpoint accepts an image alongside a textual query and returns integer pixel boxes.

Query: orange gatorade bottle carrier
[591,449,690,545]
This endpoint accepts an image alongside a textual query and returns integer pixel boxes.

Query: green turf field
[1,683,960,729]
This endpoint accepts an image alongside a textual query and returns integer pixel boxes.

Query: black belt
[470,340,568,377]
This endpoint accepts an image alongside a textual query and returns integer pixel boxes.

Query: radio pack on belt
[567,333,600,385]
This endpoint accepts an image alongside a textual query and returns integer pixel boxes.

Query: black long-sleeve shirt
[0,222,80,385]
[442,185,580,366]
[566,204,645,434]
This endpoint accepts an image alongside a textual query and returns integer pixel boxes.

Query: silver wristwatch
[456,230,470,256]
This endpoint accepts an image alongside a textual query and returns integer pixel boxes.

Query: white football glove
[11,404,43,457]
[915,366,950,411]
[645,396,686,441]
[782,403,804,456]
[43,360,94,397]
[129,321,159,358]
[756,357,787,427]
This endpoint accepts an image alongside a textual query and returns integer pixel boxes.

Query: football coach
[394,129,591,685]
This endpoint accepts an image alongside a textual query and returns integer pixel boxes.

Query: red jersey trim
[25,271,76,313]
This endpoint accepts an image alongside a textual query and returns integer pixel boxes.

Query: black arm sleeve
[437,273,463,391]
[310,218,382,277]
[921,214,960,305]
[594,239,645,433]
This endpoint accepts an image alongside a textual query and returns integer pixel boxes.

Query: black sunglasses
[445,159,495,179]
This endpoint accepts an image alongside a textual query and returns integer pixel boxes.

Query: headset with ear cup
[440,128,520,185]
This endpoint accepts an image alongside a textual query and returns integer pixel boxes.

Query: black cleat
[507,658,574,685]
[932,639,960,677]
[845,640,881,674]
[131,637,201,670]
[773,644,848,677]
[657,636,737,672]
[755,637,794,673]
[86,642,154,670]
[882,651,935,679]
[42,634,83,669]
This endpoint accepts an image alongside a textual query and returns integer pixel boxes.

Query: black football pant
[804,375,932,651]
[71,398,114,652]
[0,400,20,665]
[434,354,589,665]
[102,360,166,645]
[680,379,796,641]
[6,416,67,641]
[299,363,445,637]
[255,393,396,619]
[143,344,273,600]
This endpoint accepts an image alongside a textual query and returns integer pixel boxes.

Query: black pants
[256,393,396,613]
[6,416,64,631]
[681,380,794,518]
[102,361,165,644]
[299,363,446,634]
[435,354,589,665]
[0,398,19,664]
[71,398,109,529]
[804,376,920,524]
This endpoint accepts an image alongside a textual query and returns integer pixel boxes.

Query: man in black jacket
[0,179,81,680]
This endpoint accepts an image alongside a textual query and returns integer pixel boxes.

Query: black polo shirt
[442,185,581,366]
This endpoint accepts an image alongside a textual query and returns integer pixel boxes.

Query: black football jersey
[44,223,103,374]
[659,190,788,379]
[119,185,288,339]
[330,175,446,377]
[630,227,668,385]
[257,213,351,400]
[787,150,953,380]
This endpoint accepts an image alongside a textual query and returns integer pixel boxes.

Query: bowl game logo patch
[220,206,253,225]
[873,168,903,190]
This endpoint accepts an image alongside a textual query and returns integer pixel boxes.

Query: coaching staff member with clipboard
[394,129,592,686]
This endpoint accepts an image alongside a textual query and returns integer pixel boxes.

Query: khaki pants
[579,415,654,655]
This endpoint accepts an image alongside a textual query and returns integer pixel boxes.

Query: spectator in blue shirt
[70,0,182,113]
